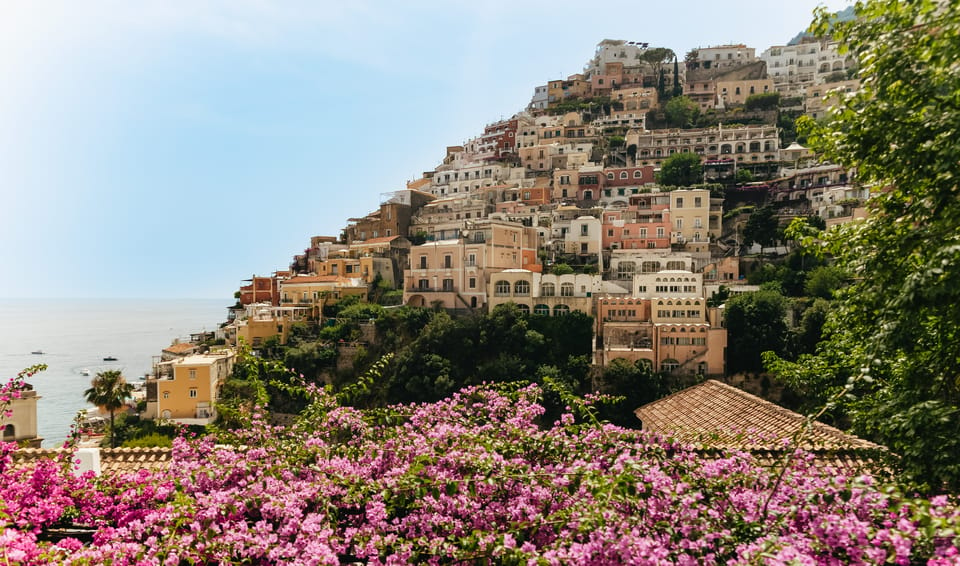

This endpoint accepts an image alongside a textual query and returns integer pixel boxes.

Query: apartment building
[486,271,600,317]
[595,270,726,375]
[403,220,540,311]
[145,351,236,425]
[629,125,780,168]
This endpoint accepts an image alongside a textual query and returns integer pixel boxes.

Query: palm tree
[84,369,134,448]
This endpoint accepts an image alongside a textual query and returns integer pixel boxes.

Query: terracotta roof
[280,275,345,284]
[353,235,400,245]
[10,447,172,476]
[162,342,197,355]
[635,380,882,452]
[407,178,431,190]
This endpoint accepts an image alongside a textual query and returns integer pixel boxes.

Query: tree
[741,204,780,250]
[744,92,780,111]
[767,0,960,492]
[672,57,682,98]
[84,369,134,448]
[724,290,788,374]
[640,47,675,93]
[656,152,702,187]
[664,95,699,128]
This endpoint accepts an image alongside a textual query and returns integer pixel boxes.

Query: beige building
[629,124,780,168]
[231,303,311,347]
[595,270,726,376]
[1,383,41,447]
[716,78,775,106]
[145,351,235,425]
[486,270,599,317]
[668,189,722,255]
[403,220,540,311]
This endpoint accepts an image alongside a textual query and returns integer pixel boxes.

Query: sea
[0,298,230,447]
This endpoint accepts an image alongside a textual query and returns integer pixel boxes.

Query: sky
[0,0,853,300]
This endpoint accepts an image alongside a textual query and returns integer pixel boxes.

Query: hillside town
[4,35,865,439]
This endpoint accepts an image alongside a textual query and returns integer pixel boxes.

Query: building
[403,219,540,311]
[595,270,726,376]
[145,351,236,425]
[486,270,599,317]
[1,383,41,448]
[629,124,780,168]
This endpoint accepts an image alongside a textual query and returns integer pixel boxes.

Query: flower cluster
[1,379,959,564]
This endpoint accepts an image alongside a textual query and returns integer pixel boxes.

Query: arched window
[515,280,531,296]
[495,280,511,296]
[634,170,643,178]
[554,304,571,316]
[560,283,574,297]
[617,261,636,280]
[541,282,555,296]
[534,304,550,316]
[2,424,14,441]
[620,171,628,179]
[516,304,530,314]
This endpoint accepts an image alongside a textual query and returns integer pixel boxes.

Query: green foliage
[742,204,780,249]
[551,263,574,275]
[663,95,699,128]
[122,433,174,448]
[769,0,960,492]
[284,341,337,382]
[724,289,789,374]
[83,369,135,449]
[803,265,846,299]
[597,358,666,426]
[744,92,780,111]
[656,152,702,187]
[735,168,754,184]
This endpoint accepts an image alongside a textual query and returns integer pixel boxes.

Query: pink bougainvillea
[1,376,959,565]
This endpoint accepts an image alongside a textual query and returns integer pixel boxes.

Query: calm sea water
[0,298,229,447]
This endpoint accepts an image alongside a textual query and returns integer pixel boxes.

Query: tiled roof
[635,380,882,452]
[162,342,197,354]
[10,447,172,476]
[354,236,400,245]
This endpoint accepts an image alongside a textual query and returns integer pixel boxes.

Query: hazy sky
[0,0,852,299]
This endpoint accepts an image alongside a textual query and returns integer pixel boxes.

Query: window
[620,172,628,179]
[607,172,615,180]
[419,256,427,269]
[560,283,574,297]
[634,171,643,179]
[617,261,635,280]
[467,253,476,267]
[534,304,550,316]
[468,277,476,289]
[553,305,571,316]
[418,279,429,290]
[541,282,555,296]
[580,224,589,236]
[676,197,684,208]
[189,369,197,380]
[189,389,198,398]
[676,218,683,230]
[657,227,665,238]
[442,279,454,291]
[163,391,170,400]
[444,255,452,268]
[495,280,511,296]
[515,280,531,295]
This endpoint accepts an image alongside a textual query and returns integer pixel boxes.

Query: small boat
[31,350,44,355]
[103,356,118,361]
[80,369,91,376]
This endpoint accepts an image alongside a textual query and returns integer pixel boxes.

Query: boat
[103,356,118,362]
[31,350,44,355]
[80,369,91,376]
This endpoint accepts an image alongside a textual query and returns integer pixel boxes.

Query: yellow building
[0,383,41,447]
[145,351,235,425]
